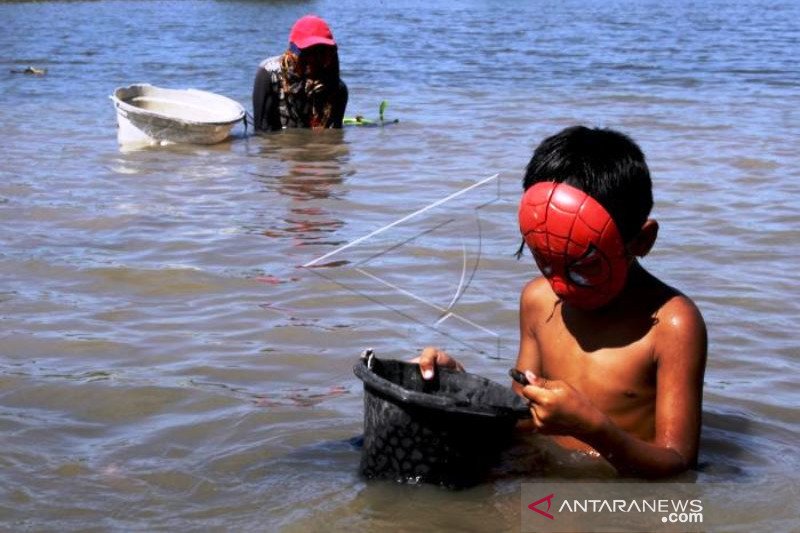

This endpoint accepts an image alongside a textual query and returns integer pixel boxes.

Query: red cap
[289,15,336,49]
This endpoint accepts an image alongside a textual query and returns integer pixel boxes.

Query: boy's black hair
[522,126,653,243]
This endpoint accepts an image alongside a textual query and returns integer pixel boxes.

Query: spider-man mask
[518,181,629,310]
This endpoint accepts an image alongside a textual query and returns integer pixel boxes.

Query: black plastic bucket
[353,351,530,488]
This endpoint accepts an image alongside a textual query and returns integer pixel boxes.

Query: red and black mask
[518,181,629,310]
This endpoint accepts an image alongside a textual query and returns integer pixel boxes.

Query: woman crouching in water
[252,15,348,131]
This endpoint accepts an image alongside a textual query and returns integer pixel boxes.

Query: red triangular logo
[528,493,555,520]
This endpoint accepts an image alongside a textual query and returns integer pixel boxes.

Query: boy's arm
[591,297,708,477]
[522,296,707,477]
[512,279,548,391]
[512,280,548,431]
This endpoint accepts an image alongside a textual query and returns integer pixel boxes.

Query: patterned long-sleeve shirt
[252,55,348,132]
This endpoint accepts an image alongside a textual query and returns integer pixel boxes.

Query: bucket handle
[356,349,456,409]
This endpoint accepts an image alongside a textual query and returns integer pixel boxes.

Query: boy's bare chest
[537,319,657,415]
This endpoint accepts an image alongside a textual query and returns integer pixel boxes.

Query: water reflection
[247,129,349,247]
[2,0,799,528]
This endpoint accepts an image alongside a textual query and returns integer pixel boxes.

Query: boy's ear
[628,219,659,258]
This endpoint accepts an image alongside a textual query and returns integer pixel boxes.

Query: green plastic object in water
[344,100,399,127]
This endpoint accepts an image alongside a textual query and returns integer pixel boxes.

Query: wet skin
[417,258,708,478]
[512,261,707,477]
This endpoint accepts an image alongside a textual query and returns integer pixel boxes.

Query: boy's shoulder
[520,276,559,315]
[630,271,707,364]
[650,286,707,357]
[634,270,705,330]
[520,270,706,346]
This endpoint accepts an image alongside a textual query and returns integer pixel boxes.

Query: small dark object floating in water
[10,66,47,75]
[353,349,530,488]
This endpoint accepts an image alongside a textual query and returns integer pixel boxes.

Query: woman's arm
[252,65,281,132]
[329,80,348,128]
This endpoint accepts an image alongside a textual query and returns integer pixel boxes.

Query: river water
[1,0,798,531]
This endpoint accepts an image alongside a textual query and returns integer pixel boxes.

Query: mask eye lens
[567,247,604,286]
[567,269,590,286]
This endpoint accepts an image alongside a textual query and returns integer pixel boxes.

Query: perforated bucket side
[354,356,524,487]
[359,383,516,488]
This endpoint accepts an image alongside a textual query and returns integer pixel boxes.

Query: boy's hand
[411,347,464,381]
[521,370,605,437]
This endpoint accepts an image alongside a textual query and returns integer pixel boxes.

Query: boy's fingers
[523,370,551,389]
[416,347,438,380]
[414,347,461,381]
[528,404,546,432]
[521,382,549,404]
[521,372,556,405]
[439,352,464,373]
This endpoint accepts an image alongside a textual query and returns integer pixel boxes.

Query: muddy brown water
[1,0,798,530]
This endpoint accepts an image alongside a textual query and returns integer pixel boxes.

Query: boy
[416,126,707,478]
